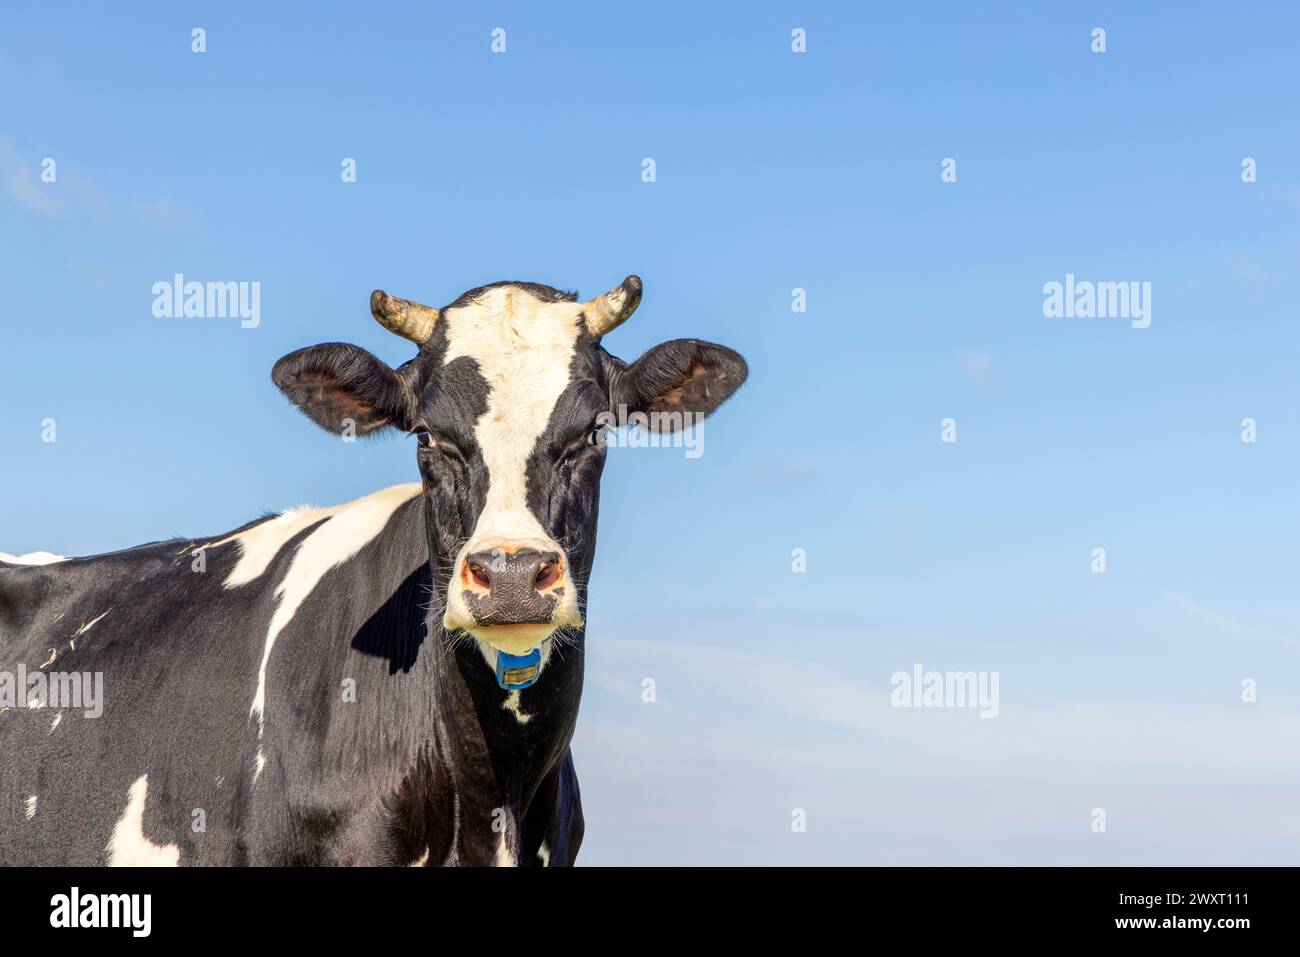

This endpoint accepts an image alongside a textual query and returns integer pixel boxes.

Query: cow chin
[447,605,584,654]
[470,622,558,655]
[442,598,583,655]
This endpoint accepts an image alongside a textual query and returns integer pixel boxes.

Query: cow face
[272,277,747,662]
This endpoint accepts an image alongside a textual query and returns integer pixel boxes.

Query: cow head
[272,277,747,673]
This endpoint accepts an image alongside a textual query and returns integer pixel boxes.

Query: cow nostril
[534,562,562,591]
[467,562,492,589]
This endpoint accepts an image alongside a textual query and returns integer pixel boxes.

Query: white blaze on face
[441,286,584,643]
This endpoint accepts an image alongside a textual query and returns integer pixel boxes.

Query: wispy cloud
[1164,590,1299,649]
[130,196,199,229]
[0,134,59,215]
[1261,186,1300,213]
[587,634,1300,759]
[2,133,194,228]
[576,633,1300,864]
[959,350,995,388]
[0,134,109,221]
[1225,256,1269,282]
[749,460,820,489]
[66,259,111,287]
[590,638,884,733]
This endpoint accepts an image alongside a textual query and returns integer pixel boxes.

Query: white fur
[494,828,516,867]
[23,795,37,820]
[439,286,584,642]
[206,502,347,588]
[502,690,531,725]
[0,551,67,565]
[107,774,180,866]
[246,484,422,736]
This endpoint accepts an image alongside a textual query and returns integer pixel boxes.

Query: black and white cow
[0,277,746,866]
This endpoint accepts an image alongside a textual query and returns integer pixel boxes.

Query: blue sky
[2,1,1298,864]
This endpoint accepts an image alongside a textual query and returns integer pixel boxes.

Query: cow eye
[561,426,606,463]
[413,429,436,449]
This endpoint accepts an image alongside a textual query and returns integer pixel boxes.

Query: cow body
[0,277,745,866]
[1,486,581,865]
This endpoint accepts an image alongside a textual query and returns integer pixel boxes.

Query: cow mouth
[471,622,556,654]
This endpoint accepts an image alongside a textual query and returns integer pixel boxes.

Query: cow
[0,276,747,866]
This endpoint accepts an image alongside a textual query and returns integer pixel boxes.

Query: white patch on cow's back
[0,551,67,565]
[248,484,422,736]
[208,502,345,588]
[107,774,180,867]
[24,795,37,820]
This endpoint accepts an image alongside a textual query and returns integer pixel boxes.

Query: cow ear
[608,339,748,432]
[272,343,416,435]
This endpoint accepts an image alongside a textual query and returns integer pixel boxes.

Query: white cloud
[1225,256,1268,282]
[130,196,199,229]
[0,134,109,221]
[1164,590,1299,649]
[0,134,59,214]
[66,260,111,287]
[2,133,191,228]
[749,459,820,489]
[959,350,993,387]
[573,633,1300,864]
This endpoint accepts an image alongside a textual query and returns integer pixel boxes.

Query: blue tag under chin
[496,648,542,691]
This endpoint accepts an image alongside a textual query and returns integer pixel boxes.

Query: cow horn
[583,275,642,336]
[370,290,440,345]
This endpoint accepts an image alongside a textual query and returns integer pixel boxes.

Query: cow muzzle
[444,545,581,653]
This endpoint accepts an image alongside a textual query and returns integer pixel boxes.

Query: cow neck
[424,609,584,820]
